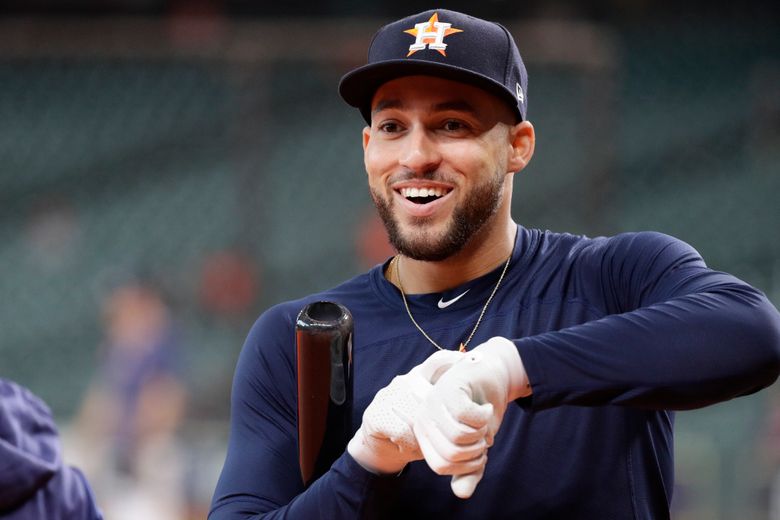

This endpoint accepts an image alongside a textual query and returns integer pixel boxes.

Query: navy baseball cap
[339,9,528,124]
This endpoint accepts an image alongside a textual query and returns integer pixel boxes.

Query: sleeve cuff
[512,336,549,410]
[338,450,404,482]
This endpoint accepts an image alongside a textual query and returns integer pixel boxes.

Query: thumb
[416,350,464,384]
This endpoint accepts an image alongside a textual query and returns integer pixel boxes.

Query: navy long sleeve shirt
[210,227,780,519]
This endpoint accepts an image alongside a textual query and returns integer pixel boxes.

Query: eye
[377,121,403,133]
[442,119,469,133]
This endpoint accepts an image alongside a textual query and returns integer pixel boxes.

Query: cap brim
[338,60,522,124]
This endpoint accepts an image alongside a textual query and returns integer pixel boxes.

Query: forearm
[515,283,780,410]
[210,452,393,520]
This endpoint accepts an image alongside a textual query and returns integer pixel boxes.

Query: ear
[362,126,371,152]
[507,121,535,173]
[362,126,372,176]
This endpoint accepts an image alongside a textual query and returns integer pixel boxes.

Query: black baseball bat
[295,301,353,487]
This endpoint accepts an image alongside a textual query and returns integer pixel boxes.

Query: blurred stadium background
[0,1,778,518]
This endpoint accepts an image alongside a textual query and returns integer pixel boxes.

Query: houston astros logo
[404,13,463,57]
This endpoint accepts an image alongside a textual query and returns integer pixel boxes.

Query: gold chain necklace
[392,252,512,352]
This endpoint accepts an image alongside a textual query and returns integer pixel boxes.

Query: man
[210,9,780,519]
[0,378,104,519]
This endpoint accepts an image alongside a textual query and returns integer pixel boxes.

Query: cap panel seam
[366,22,386,61]
[498,22,513,90]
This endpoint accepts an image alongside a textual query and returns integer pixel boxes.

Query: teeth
[401,187,447,198]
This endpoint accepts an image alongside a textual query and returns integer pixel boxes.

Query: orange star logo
[403,12,464,57]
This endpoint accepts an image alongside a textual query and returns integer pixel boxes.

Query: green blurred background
[0,1,778,518]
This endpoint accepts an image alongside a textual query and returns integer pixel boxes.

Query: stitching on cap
[497,22,513,86]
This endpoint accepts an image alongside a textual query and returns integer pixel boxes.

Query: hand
[347,350,463,475]
[414,337,530,499]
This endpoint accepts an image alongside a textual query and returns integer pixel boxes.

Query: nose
[399,125,441,175]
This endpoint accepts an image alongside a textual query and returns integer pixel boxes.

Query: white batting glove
[347,350,463,475]
[414,337,530,499]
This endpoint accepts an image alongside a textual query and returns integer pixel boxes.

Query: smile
[399,186,450,204]
[391,182,455,218]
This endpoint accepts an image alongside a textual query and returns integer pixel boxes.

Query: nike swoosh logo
[437,290,470,309]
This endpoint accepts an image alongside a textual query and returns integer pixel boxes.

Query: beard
[371,172,505,262]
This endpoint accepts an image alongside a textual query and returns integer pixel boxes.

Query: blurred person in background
[0,377,103,519]
[73,277,189,520]
[761,387,780,519]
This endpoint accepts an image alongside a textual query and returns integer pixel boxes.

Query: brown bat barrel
[295,301,353,487]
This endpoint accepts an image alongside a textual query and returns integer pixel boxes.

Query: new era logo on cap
[338,9,529,124]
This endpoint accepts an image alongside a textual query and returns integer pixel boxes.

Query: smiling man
[209,9,780,519]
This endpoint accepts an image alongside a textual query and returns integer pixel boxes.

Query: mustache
[389,170,456,184]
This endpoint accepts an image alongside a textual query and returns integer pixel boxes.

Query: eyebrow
[372,99,403,115]
[431,100,479,115]
[371,98,479,116]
